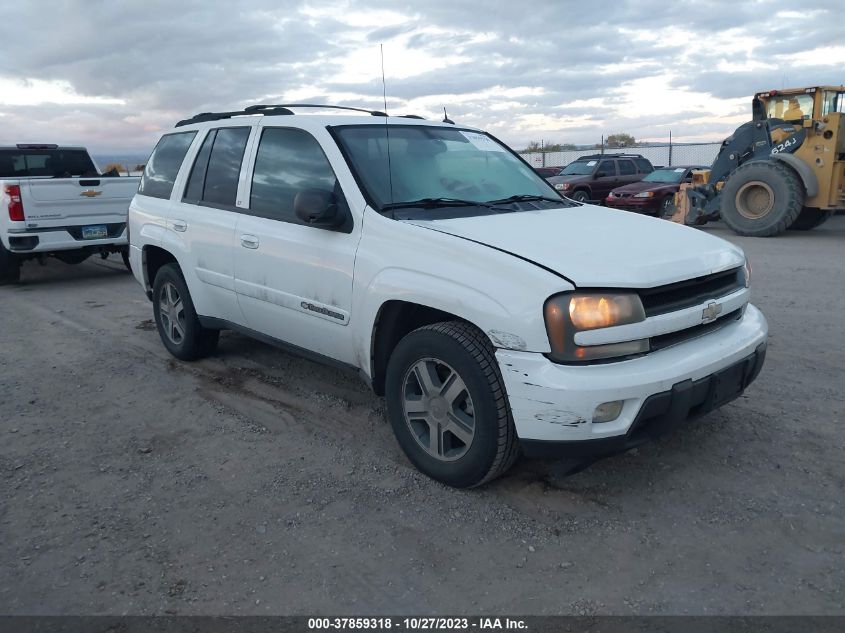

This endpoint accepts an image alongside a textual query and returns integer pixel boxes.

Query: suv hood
[547,174,589,186]
[406,205,744,288]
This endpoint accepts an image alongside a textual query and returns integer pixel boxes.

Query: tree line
[520,133,636,153]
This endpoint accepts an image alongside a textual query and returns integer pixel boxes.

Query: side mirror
[595,171,607,178]
[293,189,343,228]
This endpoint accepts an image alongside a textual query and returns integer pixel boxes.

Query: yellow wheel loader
[673,86,845,236]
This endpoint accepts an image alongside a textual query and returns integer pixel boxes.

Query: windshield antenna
[380,44,395,208]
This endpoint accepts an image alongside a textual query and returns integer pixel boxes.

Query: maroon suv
[605,165,707,216]
[546,154,653,203]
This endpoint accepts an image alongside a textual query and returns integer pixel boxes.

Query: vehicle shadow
[9,255,130,288]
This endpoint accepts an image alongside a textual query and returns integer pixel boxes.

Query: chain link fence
[522,141,724,169]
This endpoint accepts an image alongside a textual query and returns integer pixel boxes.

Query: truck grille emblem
[701,301,723,323]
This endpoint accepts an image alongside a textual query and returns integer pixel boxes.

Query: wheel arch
[142,245,179,298]
[369,300,469,396]
[771,153,817,197]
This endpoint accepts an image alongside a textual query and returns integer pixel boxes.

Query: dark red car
[605,165,708,216]
[533,166,563,178]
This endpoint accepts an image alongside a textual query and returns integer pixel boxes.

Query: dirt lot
[1,218,843,616]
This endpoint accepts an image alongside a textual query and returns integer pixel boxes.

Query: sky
[0,0,843,155]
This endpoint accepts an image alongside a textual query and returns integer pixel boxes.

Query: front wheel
[659,195,675,218]
[569,190,590,203]
[385,321,519,488]
[152,264,219,361]
[719,161,804,237]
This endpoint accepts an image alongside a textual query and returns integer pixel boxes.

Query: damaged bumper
[497,304,768,455]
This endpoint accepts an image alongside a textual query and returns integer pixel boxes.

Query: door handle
[240,234,260,249]
[171,219,187,232]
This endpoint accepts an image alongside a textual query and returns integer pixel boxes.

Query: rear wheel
[790,207,834,231]
[0,242,21,285]
[152,264,219,361]
[719,161,804,237]
[385,321,519,488]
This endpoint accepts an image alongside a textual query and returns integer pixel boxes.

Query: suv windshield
[642,168,686,183]
[559,161,595,176]
[332,125,564,213]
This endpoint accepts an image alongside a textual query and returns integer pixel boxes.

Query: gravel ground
[1,218,843,616]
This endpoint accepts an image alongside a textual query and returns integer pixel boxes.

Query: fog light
[593,400,623,423]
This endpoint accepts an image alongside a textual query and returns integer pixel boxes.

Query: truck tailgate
[21,177,140,228]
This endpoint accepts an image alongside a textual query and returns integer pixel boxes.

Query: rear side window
[138,132,197,200]
[250,128,338,223]
[201,127,251,207]
[597,160,616,176]
[635,158,652,173]
[0,149,97,178]
[618,159,636,176]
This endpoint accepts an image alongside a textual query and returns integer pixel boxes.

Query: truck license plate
[81,225,108,239]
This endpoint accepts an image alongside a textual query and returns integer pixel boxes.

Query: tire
[152,263,219,361]
[385,321,519,488]
[659,195,675,218]
[121,247,132,272]
[790,207,834,231]
[569,189,590,203]
[0,242,21,285]
[719,161,804,237]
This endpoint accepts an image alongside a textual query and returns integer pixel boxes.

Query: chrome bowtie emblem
[80,189,102,198]
[701,301,723,323]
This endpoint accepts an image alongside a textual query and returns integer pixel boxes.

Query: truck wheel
[720,161,804,237]
[790,207,834,231]
[569,190,589,203]
[0,243,21,285]
[152,264,219,361]
[385,321,519,488]
[121,247,132,272]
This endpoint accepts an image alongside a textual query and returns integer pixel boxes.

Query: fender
[771,152,818,197]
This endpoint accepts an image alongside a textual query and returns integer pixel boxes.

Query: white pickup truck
[129,106,768,487]
[0,144,140,283]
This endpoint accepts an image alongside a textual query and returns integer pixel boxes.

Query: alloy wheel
[158,281,186,346]
[402,358,476,461]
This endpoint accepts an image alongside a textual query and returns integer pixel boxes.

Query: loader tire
[720,161,804,237]
[790,207,834,231]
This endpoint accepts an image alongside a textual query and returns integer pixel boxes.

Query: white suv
[129,104,768,487]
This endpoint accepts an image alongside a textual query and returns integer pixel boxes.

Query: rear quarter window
[138,132,197,200]
[635,158,653,173]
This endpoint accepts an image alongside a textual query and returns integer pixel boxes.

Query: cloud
[0,0,842,152]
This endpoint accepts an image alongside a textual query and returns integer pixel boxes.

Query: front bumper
[605,196,660,213]
[521,342,766,458]
[497,303,768,451]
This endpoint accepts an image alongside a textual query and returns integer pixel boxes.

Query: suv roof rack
[576,153,646,159]
[175,103,392,127]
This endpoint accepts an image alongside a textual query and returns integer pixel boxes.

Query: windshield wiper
[381,197,507,212]
[486,194,568,205]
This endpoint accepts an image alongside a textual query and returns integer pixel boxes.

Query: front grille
[650,308,743,352]
[639,267,743,317]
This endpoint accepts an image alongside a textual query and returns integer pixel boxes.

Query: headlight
[633,191,655,198]
[544,292,648,362]
[554,183,570,190]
